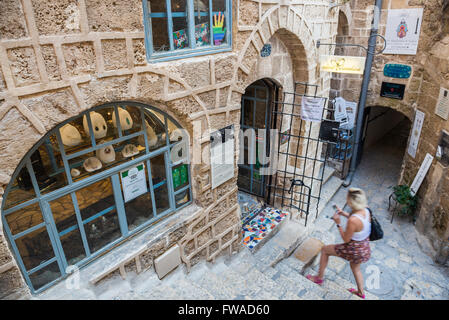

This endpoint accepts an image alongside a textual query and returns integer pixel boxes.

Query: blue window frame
[1,102,192,294]
[142,0,232,62]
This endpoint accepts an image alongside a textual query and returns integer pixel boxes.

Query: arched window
[1,102,191,293]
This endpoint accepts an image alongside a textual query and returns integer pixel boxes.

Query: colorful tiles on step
[242,207,289,250]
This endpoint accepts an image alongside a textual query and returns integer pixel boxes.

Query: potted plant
[392,185,418,217]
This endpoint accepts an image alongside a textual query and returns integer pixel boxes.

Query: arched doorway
[237,79,280,199]
[360,106,412,182]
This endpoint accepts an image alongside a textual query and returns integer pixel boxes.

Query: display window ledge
[36,202,202,298]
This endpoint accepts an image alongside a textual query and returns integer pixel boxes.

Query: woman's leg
[349,262,364,295]
[317,245,337,279]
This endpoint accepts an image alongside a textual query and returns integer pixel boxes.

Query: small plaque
[435,87,449,120]
[261,44,272,57]
[380,82,406,100]
[437,131,449,166]
[383,64,412,79]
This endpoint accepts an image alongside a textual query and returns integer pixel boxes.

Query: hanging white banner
[301,97,326,122]
[408,109,425,158]
[383,8,424,55]
[410,153,434,196]
[334,97,349,128]
[344,101,358,130]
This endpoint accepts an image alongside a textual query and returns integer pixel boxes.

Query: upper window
[143,0,232,62]
[1,102,191,293]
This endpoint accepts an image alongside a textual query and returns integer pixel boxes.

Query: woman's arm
[333,213,358,243]
[339,219,357,243]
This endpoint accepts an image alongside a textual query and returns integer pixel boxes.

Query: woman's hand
[332,212,341,225]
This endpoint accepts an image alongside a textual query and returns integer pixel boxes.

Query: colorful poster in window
[173,29,188,49]
[383,8,423,55]
[120,163,147,203]
[213,12,226,45]
[195,23,210,46]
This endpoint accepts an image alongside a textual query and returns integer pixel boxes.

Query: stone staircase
[92,243,377,300]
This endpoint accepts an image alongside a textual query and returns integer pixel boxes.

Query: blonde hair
[347,188,368,211]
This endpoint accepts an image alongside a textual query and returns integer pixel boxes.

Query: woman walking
[306,188,372,299]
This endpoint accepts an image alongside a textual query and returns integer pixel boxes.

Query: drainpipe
[343,0,383,187]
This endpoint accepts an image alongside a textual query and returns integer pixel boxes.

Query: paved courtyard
[315,121,449,300]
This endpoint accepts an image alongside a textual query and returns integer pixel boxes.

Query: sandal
[306,274,323,285]
[348,288,366,299]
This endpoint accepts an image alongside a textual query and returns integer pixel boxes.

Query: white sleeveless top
[351,208,371,241]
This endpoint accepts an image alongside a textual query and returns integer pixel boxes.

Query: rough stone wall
[0,0,338,297]
[354,0,449,263]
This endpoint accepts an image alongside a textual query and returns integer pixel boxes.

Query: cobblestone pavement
[314,123,449,300]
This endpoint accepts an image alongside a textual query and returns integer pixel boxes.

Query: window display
[1,102,192,294]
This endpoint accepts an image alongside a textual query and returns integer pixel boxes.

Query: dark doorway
[360,106,411,165]
[237,79,279,199]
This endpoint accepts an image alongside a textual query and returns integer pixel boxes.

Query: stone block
[154,245,181,279]
[0,0,28,39]
[293,237,324,264]
[85,0,143,32]
[7,47,40,87]
[32,0,81,35]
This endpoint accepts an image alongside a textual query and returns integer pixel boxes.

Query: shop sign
[210,125,235,189]
[435,87,449,120]
[380,82,406,100]
[320,55,366,75]
[121,163,147,203]
[319,120,340,143]
[408,110,425,159]
[410,153,434,196]
[301,97,326,122]
[383,8,424,55]
[383,64,412,79]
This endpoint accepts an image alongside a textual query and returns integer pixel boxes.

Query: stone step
[188,263,240,299]
[228,260,288,298]
[274,260,327,298]
[317,176,344,215]
[322,166,336,185]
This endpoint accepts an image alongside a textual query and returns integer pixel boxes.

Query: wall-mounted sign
[319,120,339,143]
[344,101,357,130]
[121,163,147,203]
[261,44,272,57]
[410,153,434,196]
[408,109,425,159]
[383,8,424,55]
[383,64,412,79]
[320,55,366,75]
[380,82,406,100]
[210,125,235,189]
[436,130,449,166]
[435,87,449,120]
[300,97,326,122]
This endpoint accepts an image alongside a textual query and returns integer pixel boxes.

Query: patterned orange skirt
[335,238,371,264]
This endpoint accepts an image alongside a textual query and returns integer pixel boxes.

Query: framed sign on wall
[380,82,406,100]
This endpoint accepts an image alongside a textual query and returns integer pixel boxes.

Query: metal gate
[266,82,352,226]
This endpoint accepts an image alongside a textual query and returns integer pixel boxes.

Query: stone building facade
[0,0,342,298]
[1,0,447,300]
